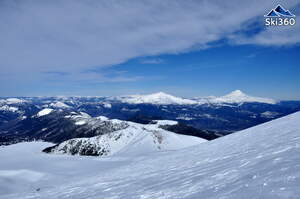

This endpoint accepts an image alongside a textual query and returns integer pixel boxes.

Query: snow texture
[74,120,86,126]
[0,112,299,198]
[36,108,53,117]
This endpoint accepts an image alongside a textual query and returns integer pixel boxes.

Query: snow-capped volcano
[118,92,197,105]
[207,90,276,104]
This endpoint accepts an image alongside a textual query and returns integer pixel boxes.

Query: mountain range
[1,90,300,146]
[1,111,299,198]
[1,91,300,198]
[114,90,276,105]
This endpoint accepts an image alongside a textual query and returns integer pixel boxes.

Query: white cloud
[140,58,164,64]
[231,16,300,46]
[0,0,299,82]
[43,69,144,83]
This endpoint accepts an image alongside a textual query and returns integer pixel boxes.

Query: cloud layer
[0,0,299,95]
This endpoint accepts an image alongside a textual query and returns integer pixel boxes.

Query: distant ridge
[115,90,276,105]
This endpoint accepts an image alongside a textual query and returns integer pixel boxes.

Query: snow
[113,90,276,105]
[176,116,195,120]
[96,116,109,121]
[36,108,53,117]
[65,112,90,120]
[74,120,86,126]
[0,105,19,112]
[0,112,300,198]
[153,120,178,125]
[48,120,204,156]
[103,103,112,108]
[49,101,70,108]
[206,90,276,104]
[261,111,280,118]
[5,98,26,104]
[119,92,198,105]
[0,169,44,182]
[121,107,140,112]
[79,112,90,118]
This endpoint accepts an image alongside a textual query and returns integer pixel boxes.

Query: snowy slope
[0,112,300,198]
[36,108,53,117]
[44,120,205,156]
[118,92,198,105]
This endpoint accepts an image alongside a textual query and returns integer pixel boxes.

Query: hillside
[43,120,206,156]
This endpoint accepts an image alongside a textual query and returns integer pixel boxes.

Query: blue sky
[105,44,300,99]
[0,0,300,99]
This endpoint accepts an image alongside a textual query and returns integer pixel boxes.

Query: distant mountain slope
[0,109,208,147]
[0,111,129,145]
[0,91,299,135]
[207,90,276,104]
[0,112,299,198]
[114,90,276,105]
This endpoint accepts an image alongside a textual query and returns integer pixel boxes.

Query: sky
[0,0,300,99]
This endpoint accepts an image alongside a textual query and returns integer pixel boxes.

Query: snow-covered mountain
[0,110,131,145]
[0,98,27,105]
[49,101,70,109]
[0,107,209,147]
[0,112,299,198]
[0,98,27,113]
[207,90,277,104]
[112,90,276,105]
[0,92,298,142]
[117,92,198,105]
[43,119,206,156]
[0,105,19,113]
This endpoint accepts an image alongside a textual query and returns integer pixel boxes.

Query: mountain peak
[212,90,276,104]
[149,92,171,97]
[120,92,197,105]
[226,90,246,97]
